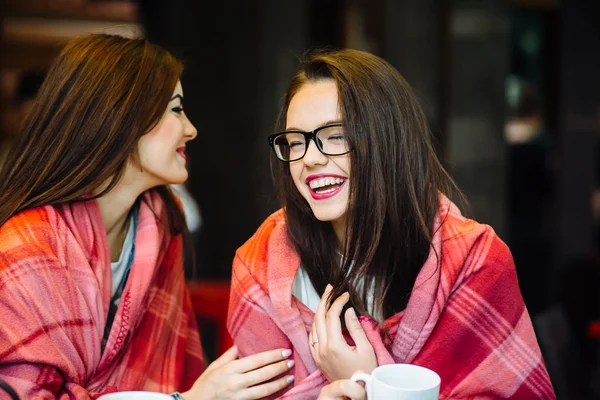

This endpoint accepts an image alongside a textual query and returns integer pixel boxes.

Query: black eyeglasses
[268,123,351,162]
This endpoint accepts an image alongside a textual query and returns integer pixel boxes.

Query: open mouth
[306,176,347,199]
[176,147,186,160]
[309,177,346,194]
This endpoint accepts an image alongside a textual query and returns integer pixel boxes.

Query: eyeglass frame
[268,123,351,162]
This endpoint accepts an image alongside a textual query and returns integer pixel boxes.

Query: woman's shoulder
[439,200,513,276]
[0,205,62,243]
[0,205,64,270]
[237,208,286,250]
[233,209,288,274]
[440,198,502,244]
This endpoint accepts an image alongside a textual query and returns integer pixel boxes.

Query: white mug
[98,392,173,400]
[351,364,441,400]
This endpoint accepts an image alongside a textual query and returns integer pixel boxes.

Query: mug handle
[350,372,372,399]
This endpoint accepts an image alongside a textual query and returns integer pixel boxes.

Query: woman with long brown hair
[228,49,556,399]
[0,34,294,400]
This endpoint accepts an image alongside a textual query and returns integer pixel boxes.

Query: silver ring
[311,340,319,348]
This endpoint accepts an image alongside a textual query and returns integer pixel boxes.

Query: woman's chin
[169,175,188,185]
[311,210,347,224]
[159,170,189,186]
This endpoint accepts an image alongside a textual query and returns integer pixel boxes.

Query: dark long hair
[273,49,466,321]
[0,34,186,238]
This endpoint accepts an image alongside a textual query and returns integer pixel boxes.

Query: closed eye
[172,106,184,114]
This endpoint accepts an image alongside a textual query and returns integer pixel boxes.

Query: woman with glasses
[0,34,295,400]
[228,49,555,399]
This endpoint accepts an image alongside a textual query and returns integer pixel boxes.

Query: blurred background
[1,0,599,398]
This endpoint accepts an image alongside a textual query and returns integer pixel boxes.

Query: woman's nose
[184,115,197,140]
[302,139,328,166]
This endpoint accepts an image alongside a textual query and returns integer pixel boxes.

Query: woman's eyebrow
[286,120,343,131]
[170,94,183,102]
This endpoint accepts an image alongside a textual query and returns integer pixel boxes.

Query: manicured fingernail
[282,349,292,358]
[349,307,357,320]
[287,360,295,368]
[326,284,332,290]
[286,375,295,384]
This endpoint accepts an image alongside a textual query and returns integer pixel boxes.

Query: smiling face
[287,80,350,240]
[136,80,197,188]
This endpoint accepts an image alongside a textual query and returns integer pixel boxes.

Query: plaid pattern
[228,199,555,399]
[0,191,204,399]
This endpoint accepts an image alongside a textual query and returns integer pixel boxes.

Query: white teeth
[309,177,345,189]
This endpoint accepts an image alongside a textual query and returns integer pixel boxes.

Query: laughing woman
[227,49,556,399]
[0,34,294,400]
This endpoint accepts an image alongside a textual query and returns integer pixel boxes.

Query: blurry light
[3,17,144,44]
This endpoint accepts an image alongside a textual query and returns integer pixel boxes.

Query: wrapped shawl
[0,191,204,399]
[228,200,555,399]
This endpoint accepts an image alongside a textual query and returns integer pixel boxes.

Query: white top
[292,265,377,318]
[170,184,202,234]
[110,213,135,299]
[291,266,322,312]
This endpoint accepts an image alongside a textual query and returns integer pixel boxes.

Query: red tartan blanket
[228,200,555,399]
[0,191,204,399]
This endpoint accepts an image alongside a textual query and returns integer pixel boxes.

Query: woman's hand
[182,345,294,400]
[317,378,366,400]
[309,284,377,382]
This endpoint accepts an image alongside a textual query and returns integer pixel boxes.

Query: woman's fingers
[240,374,294,400]
[317,379,366,400]
[239,358,294,388]
[206,345,238,372]
[325,291,350,344]
[230,348,292,374]
[313,285,353,356]
[336,379,367,399]
[344,307,370,350]
[313,284,333,349]
[310,325,320,359]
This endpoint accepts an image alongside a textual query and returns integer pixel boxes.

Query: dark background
[1,0,599,398]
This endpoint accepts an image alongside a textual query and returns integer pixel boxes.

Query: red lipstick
[305,174,347,200]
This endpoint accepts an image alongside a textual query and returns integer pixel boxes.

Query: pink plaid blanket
[0,191,204,399]
[228,200,555,399]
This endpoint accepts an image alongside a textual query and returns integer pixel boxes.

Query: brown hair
[0,34,185,235]
[273,49,466,321]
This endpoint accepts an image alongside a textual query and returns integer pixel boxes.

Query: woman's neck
[97,187,137,234]
[332,218,347,246]
[96,170,146,261]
